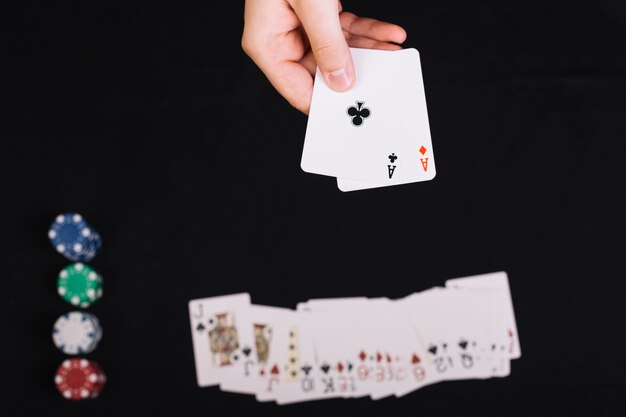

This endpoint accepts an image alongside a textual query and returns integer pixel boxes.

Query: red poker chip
[55,358,106,400]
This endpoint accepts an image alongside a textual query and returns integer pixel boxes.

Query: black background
[2,1,625,415]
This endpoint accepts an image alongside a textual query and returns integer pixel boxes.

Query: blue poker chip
[73,233,101,262]
[48,213,101,262]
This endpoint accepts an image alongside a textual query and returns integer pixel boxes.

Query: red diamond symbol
[411,353,421,364]
[376,352,382,363]
[359,350,367,361]
[337,362,344,373]
[419,146,427,155]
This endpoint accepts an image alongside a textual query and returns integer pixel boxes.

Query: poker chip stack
[55,358,106,400]
[48,214,101,262]
[48,213,106,400]
[57,263,103,308]
[52,312,103,355]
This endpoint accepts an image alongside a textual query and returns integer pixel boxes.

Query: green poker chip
[57,263,103,308]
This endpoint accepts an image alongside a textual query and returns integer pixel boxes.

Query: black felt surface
[2,1,625,415]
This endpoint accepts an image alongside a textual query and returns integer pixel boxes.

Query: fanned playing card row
[188,272,520,404]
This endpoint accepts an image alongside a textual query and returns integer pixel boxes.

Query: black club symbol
[388,153,398,163]
[347,101,371,127]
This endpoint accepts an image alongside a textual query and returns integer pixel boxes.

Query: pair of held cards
[301,48,436,191]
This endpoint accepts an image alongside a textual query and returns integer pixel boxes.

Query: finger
[299,26,311,56]
[288,0,355,92]
[345,35,404,51]
[340,12,407,44]
[301,34,401,78]
[302,33,403,77]
[299,50,317,75]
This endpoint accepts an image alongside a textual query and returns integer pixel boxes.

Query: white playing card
[188,293,251,387]
[218,305,292,399]
[312,308,372,400]
[445,271,521,359]
[430,288,510,381]
[272,313,320,405]
[394,288,449,396]
[301,48,436,187]
[297,297,369,312]
[254,307,305,402]
[334,298,396,399]
[217,305,274,395]
[337,171,435,191]
[337,178,393,192]
[366,300,429,400]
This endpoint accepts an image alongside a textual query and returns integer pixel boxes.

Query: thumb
[290,0,355,92]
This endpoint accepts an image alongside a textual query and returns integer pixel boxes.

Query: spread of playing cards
[301,48,436,192]
[188,272,520,404]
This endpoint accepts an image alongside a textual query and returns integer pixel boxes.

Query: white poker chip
[52,312,102,355]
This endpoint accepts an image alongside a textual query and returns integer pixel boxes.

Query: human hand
[242,0,407,114]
